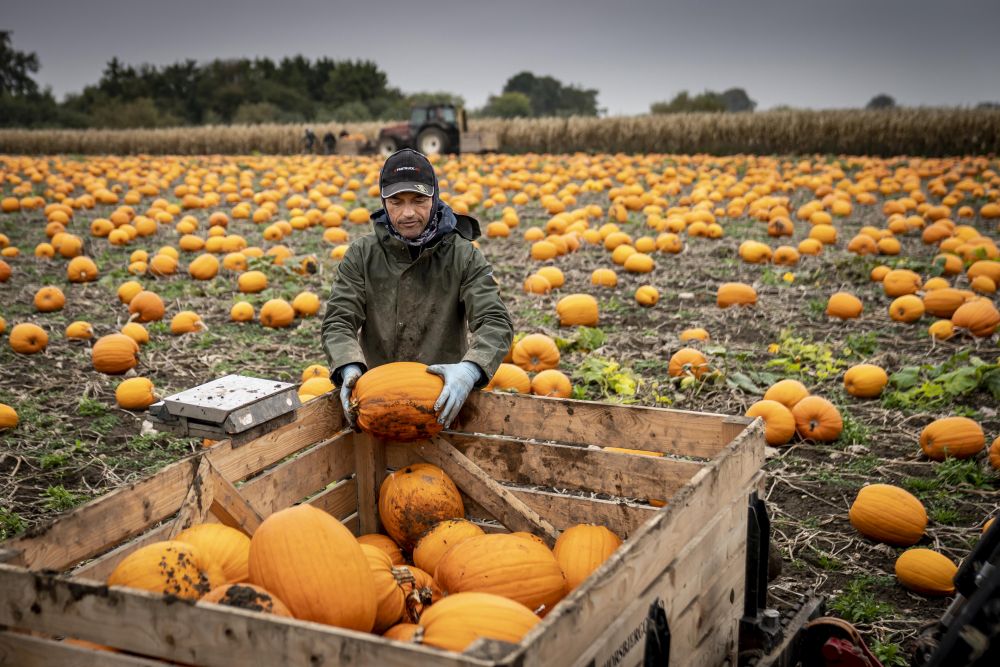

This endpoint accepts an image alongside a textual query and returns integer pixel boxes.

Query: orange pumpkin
[530,369,573,398]
[115,377,156,410]
[922,288,969,318]
[556,294,599,327]
[825,292,863,319]
[383,622,420,642]
[552,524,622,590]
[889,295,925,323]
[248,504,376,630]
[523,274,552,294]
[66,255,99,282]
[417,592,540,652]
[361,544,408,633]
[512,333,560,372]
[763,379,809,408]
[679,327,710,342]
[485,363,532,394]
[434,533,566,614]
[989,436,1000,470]
[379,463,464,550]
[357,533,407,566]
[128,291,165,322]
[919,417,985,460]
[259,299,295,328]
[843,364,888,398]
[668,348,709,378]
[9,322,49,354]
[882,269,922,297]
[413,519,486,575]
[717,282,757,307]
[950,299,1000,337]
[745,400,796,445]
[894,549,957,596]
[33,286,65,312]
[108,540,224,600]
[352,362,445,441]
[199,583,293,617]
[175,523,251,584]
[92,333,140,375]
[849,483,926,546]
[635,285,659,307]
[790,396,842,441]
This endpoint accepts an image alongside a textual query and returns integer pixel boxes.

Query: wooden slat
[5,456,202,571]
[567,490,749,666]
[206,395,340,483]
[455,391,745,458]
[512,419,765,667]
[206,463,263,536]
[0,565,489,667]
[385,434,703,504]
[0,630,166,666]
[414,436,560,545]
[461,487,657,540]
[354,432,386,535]
[5,397,339,571]
[307,477,358,520]
[237,430,354,517]
[73,434,355,581]
[166,457,215,539]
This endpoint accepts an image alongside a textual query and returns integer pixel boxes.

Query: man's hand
[426,362,482,428]
[337,364,364,430]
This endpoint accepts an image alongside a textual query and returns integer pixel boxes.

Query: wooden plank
[385,434,703,504]
[73,434,354,581]
[307,477,359,521]
[166,457,215,539]
[207,463,263,536]
[206,396,340,483]
[4,398,340,572]
[353,432,386,535]
[460,487,657,539]
[455,391,740,458]
[0,547,24,565]
[0,630,166,666]
[413,436,560,545]
[512,418,765,667]
[4,456,202,571]
[0,565,489,667]
[566,493,748,666]
[236,430,354,518]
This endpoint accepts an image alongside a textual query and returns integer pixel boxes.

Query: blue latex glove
[426,361,482,428]
[337,364,364,429]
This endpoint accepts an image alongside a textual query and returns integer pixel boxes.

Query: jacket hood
[371,203,480,245]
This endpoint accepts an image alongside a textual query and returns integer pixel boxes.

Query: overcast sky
[6,0,1000,115]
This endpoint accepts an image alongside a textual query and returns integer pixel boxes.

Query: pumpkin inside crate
[0,390,764,667]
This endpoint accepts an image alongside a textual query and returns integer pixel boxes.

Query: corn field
[1,109,998,156]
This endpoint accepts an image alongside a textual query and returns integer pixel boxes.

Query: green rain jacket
[321,210,513,388]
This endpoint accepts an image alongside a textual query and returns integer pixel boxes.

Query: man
[321,148,513,429]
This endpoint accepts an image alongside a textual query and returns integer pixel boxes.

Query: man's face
[385,191,433,239]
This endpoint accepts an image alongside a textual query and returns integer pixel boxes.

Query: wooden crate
[0,391,765,666]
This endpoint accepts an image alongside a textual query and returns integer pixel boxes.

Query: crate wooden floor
[0,391,765,667]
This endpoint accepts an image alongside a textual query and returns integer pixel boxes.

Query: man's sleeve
[459,246,514,388]
[321,244,368,385]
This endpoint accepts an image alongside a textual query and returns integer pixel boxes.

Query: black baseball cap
[380,149,435,198]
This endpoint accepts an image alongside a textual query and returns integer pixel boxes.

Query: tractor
[373,103,498,156]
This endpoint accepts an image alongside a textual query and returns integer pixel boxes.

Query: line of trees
[0,32,603,128]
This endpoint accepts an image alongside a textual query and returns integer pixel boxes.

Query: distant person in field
[303,128,316,154]
[321,148,513,429]
[322,132,336,155]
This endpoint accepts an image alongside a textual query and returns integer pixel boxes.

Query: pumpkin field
[1,152,999,662]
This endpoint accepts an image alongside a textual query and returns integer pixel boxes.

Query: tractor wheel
[417,128,449,155]
[377,136,399,157]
